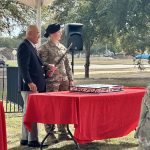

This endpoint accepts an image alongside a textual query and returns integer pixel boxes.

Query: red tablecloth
[0,101,7,150]
[24,87,145,144]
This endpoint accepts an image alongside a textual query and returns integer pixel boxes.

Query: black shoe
[46,134,59,145]
[58,134,72,141]
[20,140,28,146]
[28,141,40,147]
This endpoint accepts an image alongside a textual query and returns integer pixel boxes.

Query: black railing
[0,66,23,113]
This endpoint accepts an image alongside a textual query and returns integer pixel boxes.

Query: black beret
[44,23,60,38]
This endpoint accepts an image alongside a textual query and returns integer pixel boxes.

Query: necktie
[34,46,39,56]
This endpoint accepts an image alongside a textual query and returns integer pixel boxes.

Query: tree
[0,37,22,48]
[49,0,105,78]
[1,0,149,76]
[117,0,150,54]
[0,0,35,35]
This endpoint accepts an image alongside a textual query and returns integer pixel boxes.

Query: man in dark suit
[17,25,46,147]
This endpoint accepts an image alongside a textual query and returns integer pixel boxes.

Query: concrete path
[74,64,150,69]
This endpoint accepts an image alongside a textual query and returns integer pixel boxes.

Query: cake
[70,84,123,93]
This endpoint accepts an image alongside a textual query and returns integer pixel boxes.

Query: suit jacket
[17,39,46,92]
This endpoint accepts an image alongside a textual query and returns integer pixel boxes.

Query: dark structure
[65,23,83,52]
[7,67,23,109]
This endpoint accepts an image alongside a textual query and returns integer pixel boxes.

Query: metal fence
[0,66,23,113]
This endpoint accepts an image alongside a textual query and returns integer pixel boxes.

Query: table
[24,87,145,145]
[0,101,7,150]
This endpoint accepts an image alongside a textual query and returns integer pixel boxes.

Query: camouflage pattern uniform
[39,39,73,135]
[135,85,150,150]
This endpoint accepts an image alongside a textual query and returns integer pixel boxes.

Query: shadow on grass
[8,141,138,150]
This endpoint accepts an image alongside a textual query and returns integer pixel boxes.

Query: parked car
[103,50,115,57]
[0,59,5,67]
[135,54,150,59]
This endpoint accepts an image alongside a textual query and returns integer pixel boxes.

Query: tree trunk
[84,45,90,78]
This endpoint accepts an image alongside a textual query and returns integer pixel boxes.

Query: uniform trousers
[45,80,69,134]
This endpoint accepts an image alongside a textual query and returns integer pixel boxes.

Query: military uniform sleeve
[135,92,149,138]
[39,45,50,70]
[139,94,149,123]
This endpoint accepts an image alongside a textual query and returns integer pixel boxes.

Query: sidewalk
[74,68,150,87]
[74,68,150,79]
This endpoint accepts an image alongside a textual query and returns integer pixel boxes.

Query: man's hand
[69,81,74,86]
[48,64,57,71]
[47,64,57,77]
[28,82,37,92]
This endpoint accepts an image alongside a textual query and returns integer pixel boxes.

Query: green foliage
[0,37,22,48]
[1,0,150,56]
[45,0,150,77]
[49,0,149,51]
[0,0,35,35]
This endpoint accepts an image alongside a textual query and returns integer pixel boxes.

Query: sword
[46,43,73,77]
[55,43,72,66]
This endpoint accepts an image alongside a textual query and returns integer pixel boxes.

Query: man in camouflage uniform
[39,23,74,145]
[135,85,150,150]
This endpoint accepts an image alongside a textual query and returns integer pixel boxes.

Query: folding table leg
[40,125,54,150]
[40,125,80,150]
[67,125,80,150]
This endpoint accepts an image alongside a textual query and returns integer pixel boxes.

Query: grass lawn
[5,56,149,66]
[6,113,138,150]
[5,57,150,150]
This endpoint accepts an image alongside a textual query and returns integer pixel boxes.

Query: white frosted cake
[70,84,123,93]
